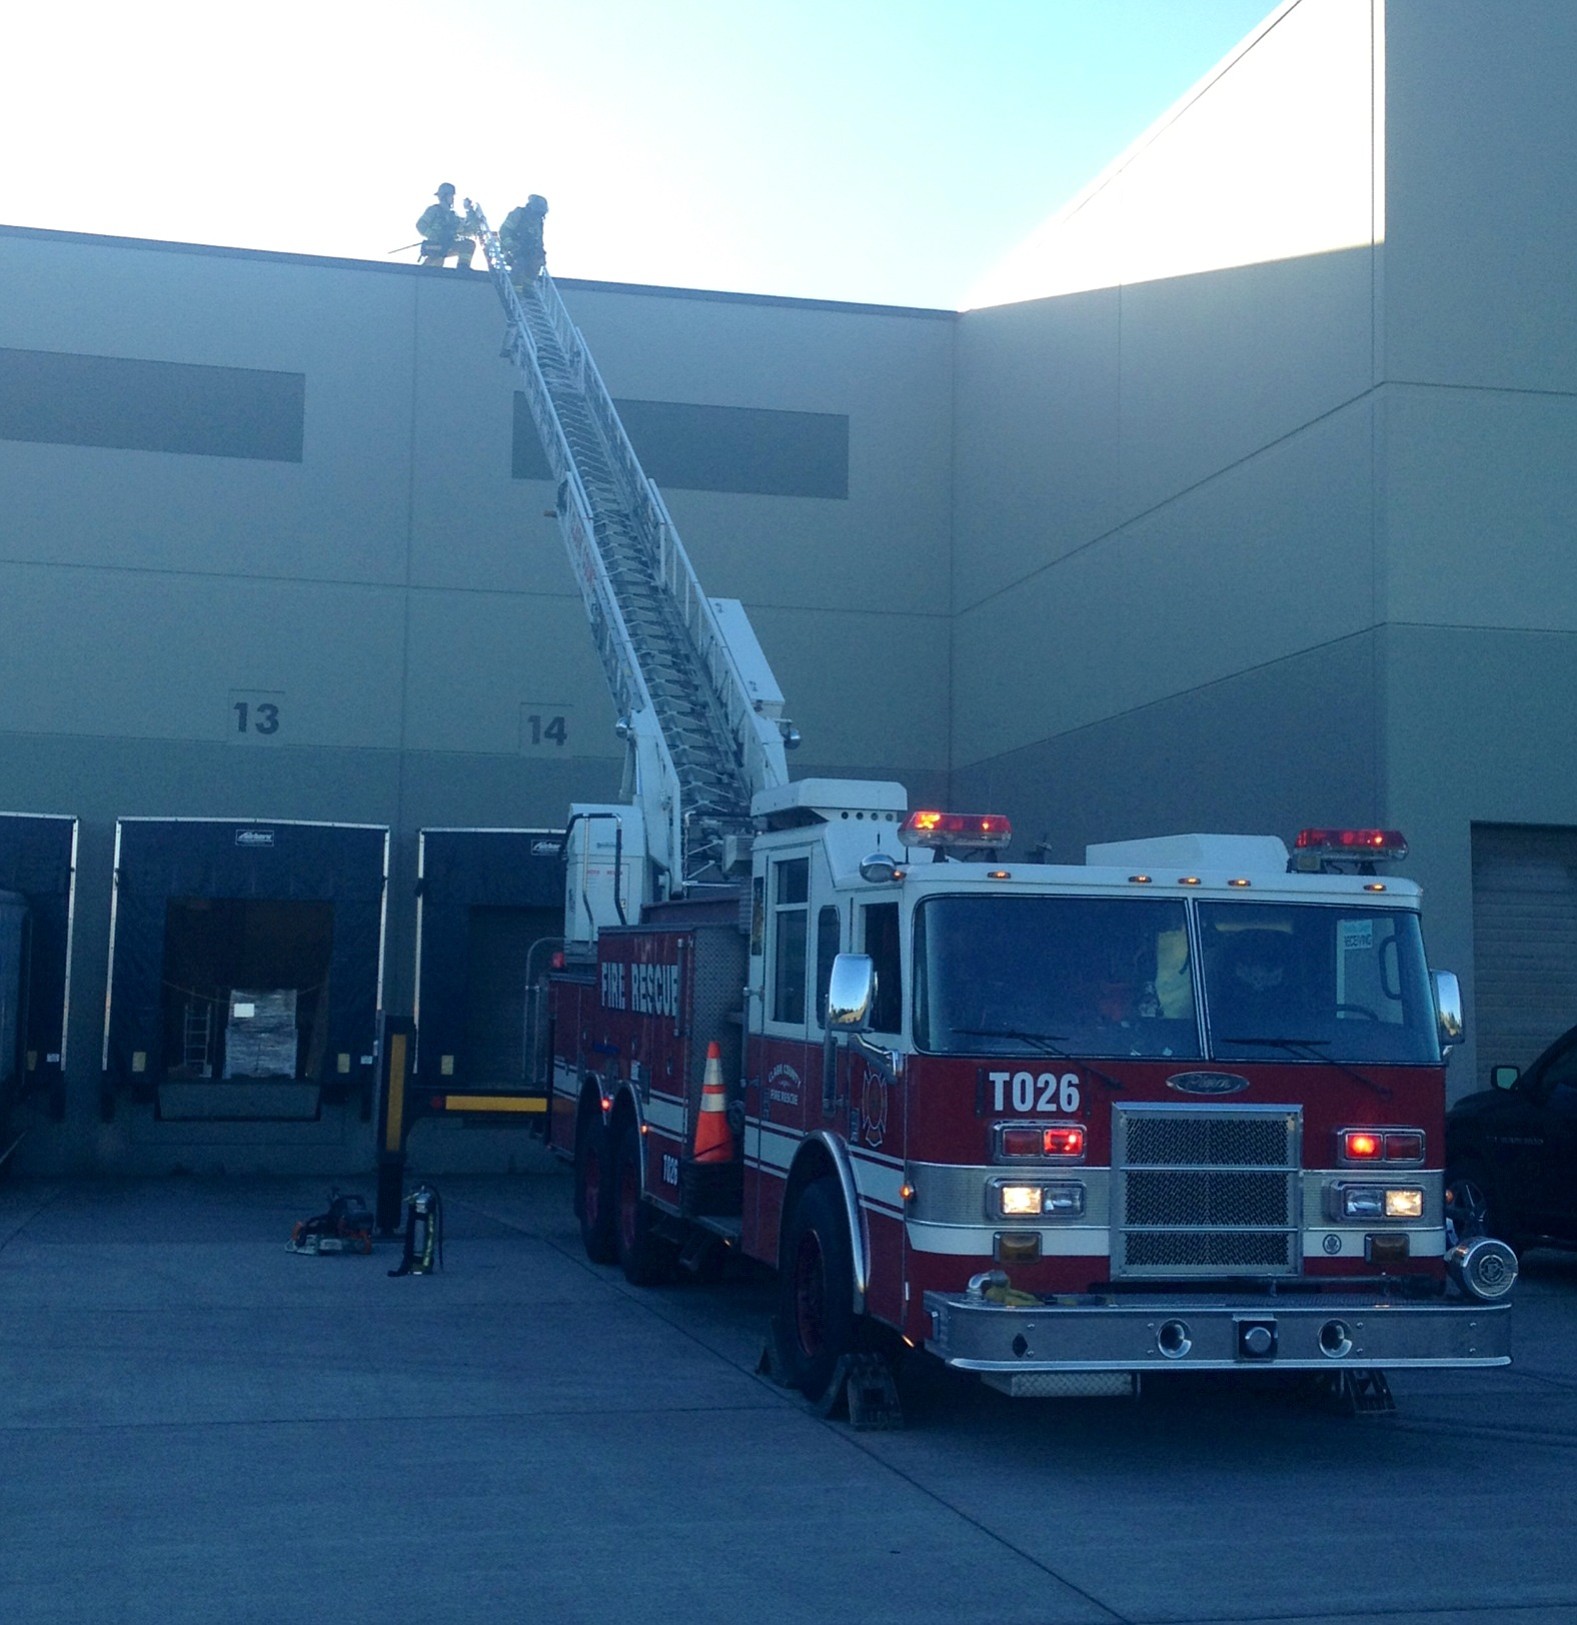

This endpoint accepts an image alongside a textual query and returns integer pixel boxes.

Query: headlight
[999,1184,1043,1217]
[993,1181,1085,1219]
[1336,1184,1424,1220]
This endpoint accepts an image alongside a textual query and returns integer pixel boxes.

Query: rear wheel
[775,1176,857,1398]
[614,1116,672,1286]
[575,1106,616,1264]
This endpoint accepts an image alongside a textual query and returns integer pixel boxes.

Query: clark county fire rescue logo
[766,1062,801,1112]
[861,1068,889,1149]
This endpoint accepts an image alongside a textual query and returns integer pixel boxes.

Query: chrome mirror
[1431,970,1464,1053]
[827,953,876,1032]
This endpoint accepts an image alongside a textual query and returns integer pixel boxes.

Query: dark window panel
[512,392,848,499]
[0,347,305,463]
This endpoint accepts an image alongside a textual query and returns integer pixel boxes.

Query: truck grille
[1112,1104,1301,1278]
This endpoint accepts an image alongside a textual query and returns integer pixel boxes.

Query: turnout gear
[499,194,548,288]
[417,183,475,269]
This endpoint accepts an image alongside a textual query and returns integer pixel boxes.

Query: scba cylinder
[390,1184,442,1277]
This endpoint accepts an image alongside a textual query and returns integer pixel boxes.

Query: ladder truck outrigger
[468,202,1515,1415]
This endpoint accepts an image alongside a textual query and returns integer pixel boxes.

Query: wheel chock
[756,1324,794,1388]
[1339,1369,1396,1415]
[816,1351,904,1431]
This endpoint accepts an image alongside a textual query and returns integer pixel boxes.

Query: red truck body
[541,790,1514,1401]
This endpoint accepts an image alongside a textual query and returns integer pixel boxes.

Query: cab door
[744,849,816,1254]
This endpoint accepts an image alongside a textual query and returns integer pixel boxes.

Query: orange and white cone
[693,1040,734,1164]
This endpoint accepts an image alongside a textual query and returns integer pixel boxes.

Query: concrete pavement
[3,1158,1574,1623]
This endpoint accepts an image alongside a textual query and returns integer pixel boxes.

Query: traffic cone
[693,1040,734,1163]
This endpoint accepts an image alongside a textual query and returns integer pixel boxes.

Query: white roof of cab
[1086,833,1291,872]
[751,779,908,819]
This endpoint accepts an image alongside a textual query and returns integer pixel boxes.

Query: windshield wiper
[954,1027,1125,1092]
[1218,1036,1390,1098]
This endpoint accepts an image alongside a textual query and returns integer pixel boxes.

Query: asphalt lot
[3,1153,1575,1625]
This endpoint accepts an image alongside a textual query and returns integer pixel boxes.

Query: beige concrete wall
[951,0,1383,842]
[1383,0,1577,395]
[1374,1,1577,1091]
[0,229,954,1172]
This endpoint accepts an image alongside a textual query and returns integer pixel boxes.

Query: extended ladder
[463,201,796,896]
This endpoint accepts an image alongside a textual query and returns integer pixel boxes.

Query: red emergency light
[1341,1128,1425,1164]
[999,1124,1085,1159]
[1295,828,1409,862]
[900,810,1012,849]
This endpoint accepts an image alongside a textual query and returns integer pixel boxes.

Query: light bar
[1296,828,1409,862]
[900,810,1012,849]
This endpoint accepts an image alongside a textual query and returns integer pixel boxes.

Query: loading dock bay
[101,818,388,1125]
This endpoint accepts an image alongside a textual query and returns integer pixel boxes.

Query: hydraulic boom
[464,200,797,902]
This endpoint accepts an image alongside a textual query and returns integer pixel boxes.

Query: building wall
[1375,0,1577,1089]
[0,230,954,1172]
[949,0,1385,853]
[3,1,1573,1171]
[951,0,1577,1097]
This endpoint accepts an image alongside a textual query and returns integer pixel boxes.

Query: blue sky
[5,0,1275,310]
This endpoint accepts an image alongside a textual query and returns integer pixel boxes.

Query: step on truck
[461,200,1514,1406]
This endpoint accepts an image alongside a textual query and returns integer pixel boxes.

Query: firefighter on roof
[499,194,548,290]
[416,183,476,269]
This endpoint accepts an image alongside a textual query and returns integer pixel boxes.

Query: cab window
[770,857,809,1025]
[814,904,842,1026]
[861,901,902,1034]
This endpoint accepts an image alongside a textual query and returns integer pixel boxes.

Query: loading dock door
[1472,823,1577,1080]
[414,829,563,1102]
[104,818,388,1120]
[0,813,78,1122]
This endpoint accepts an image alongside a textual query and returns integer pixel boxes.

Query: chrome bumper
[924,1287,1511,1376]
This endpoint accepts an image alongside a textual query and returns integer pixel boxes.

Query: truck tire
[614,1116,672,1286]
[1446,1162,1521,1253]
[575,1108,617,1264]
[775,1175,857,1398]
[1444,1164,1488,1237]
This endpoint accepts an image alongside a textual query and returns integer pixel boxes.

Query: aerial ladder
[463,201,799,919]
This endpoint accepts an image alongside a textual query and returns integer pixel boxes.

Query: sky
[4,0,1277,312]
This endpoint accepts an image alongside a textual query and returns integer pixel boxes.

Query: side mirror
[1491,1065,1520,1091]
[826,953,876,1033]
[1431,970,1464,1053]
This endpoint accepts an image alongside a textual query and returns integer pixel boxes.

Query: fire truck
[466,204,1515,1409]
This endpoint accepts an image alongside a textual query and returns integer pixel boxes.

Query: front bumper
[924,1287,1510,1383]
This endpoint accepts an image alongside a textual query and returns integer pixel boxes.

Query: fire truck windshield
[913,895,1441,1066]
[1199,901,1439,1064]
[914,895,1200,1059]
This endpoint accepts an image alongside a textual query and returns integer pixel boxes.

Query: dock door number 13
[230,692,283,740]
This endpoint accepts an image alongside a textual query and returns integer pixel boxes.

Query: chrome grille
[1113,1105,1301,1279]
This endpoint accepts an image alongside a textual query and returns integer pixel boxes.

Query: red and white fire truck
[467,205,1515,1407]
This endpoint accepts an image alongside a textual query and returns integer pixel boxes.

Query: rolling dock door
[0,813,78,1129]
[103,818,388,1121]
[413,828,564,1122]
[1472,823,1577,1078]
